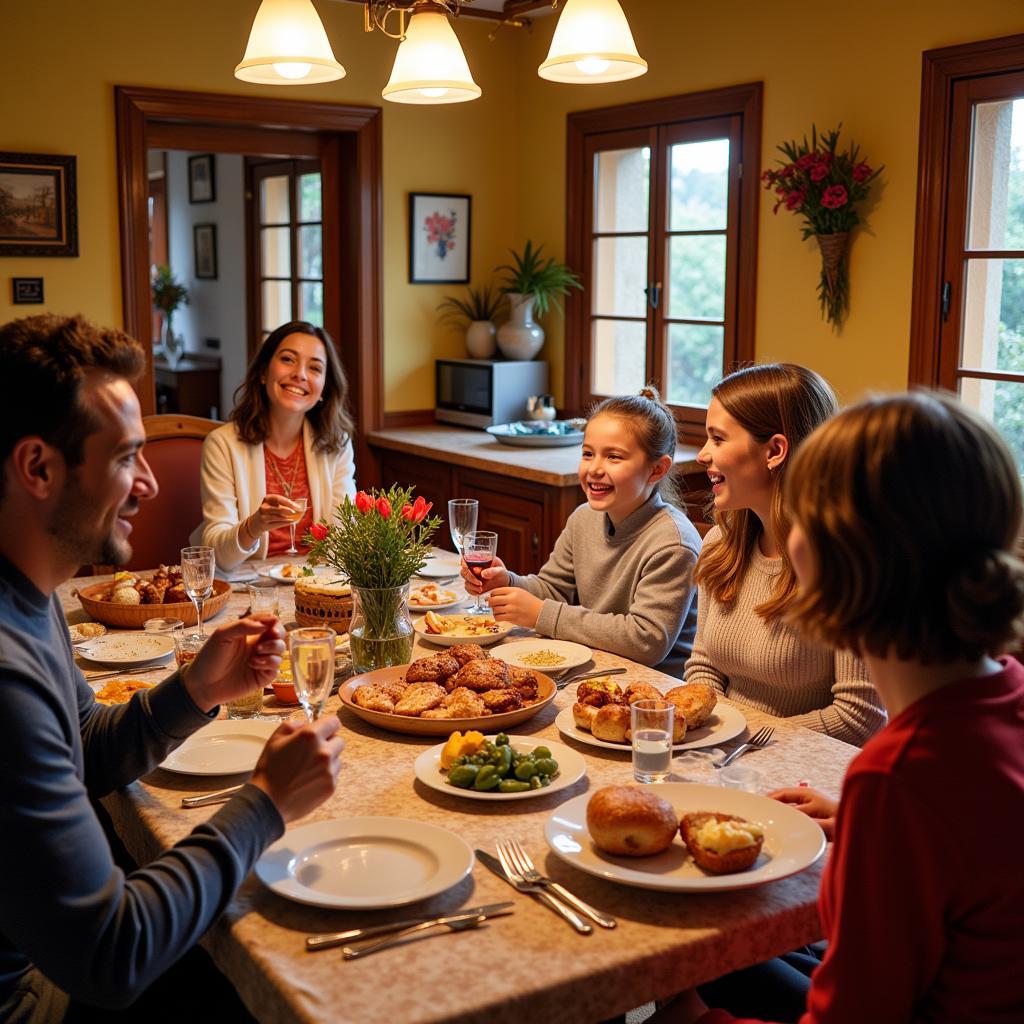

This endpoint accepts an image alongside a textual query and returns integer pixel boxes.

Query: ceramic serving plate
[75,632,174,667]
[159,719,278,776]
[413,615,513,647]
[497,639,593,673]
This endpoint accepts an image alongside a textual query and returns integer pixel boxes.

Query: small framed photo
[11,277,44,303]
[409,192,470,284]
[188,153,216,204]
[0,152,78,257]
[193,223,217,279]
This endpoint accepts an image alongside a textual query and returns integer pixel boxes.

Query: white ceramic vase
[162,319,185,368]
[496,292,544,361]
[465,320,497,359]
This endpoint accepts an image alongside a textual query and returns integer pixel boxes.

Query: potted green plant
[437,283,504,359]
[495,240,581,360]
[151,264,189,366]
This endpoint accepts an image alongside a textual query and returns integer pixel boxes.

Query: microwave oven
[435,358,549,428]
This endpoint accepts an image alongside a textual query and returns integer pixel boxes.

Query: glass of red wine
[463,530,498,615]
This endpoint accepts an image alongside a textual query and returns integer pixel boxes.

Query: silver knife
[305,901,514,951]
[476,849,592,935]
[556,666,628,690]
[181,784,246,808]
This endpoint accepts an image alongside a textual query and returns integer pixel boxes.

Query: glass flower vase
[349,583,415,674]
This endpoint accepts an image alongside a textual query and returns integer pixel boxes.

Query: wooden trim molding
[114,85,384,467]
[382,409,436,428]
[908,33,1024,386]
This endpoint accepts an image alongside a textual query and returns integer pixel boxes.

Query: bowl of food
[339,643,555,736]
[76,568,231,629]
[413,612,513,647]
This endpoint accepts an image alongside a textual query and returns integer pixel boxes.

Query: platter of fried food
[408,582,462,610]
[414,732,586,801]
[92,678,155,705]
[554,677,746,752]
[339,644,556,736]
[413,612,513,646]
[544,783,826,893]
[76,567,231,628]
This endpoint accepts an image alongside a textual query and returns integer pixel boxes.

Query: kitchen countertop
[368,424,701,488]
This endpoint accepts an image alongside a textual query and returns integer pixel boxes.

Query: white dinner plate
[408,586,463,612]
[545,783,826,893]
[414,556,462,579]
[413,736,587,802]
[555,701,746,752]
[159,719,278,776]
[413,615,514,647]
[75,632,174,667]
[263,564,341,585]
[256,817,474,908]
[497,639,593,673]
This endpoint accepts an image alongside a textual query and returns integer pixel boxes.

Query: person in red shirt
[657,392,1024,1024]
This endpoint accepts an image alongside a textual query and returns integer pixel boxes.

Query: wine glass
[463,531,498,615]
[180,546,215,636]
[285,496,308,555]
[447,498,478,557]
[289,626,336,722]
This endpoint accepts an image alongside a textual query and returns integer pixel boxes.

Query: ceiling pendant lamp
[538,0,647,85]
[235,0,345,85]
[382,2,481,105]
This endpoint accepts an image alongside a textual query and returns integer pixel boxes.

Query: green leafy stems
[496,240,582,318]
[303,485,442,590]
[437,283,504,328]
[151,264,190,322]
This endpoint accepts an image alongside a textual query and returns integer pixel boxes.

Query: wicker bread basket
[294,576,353,632]
[76,579,232,629]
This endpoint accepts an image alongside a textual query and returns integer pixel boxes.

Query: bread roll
[591,703,631,743]
[586,786,678,857]
[664,683,717,730]
[679,812,764,874]
[623,682,662,704]
[576,678,624,707]
[572,701,597,731]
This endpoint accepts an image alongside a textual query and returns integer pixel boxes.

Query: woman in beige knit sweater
[683,363,885,746]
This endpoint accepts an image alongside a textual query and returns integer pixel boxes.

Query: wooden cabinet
[154,355,222,419]
[378,450,454,548]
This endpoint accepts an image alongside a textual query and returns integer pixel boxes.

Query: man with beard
[0,315,345,1022]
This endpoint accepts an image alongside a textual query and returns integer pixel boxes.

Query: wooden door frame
[115,85,383,481]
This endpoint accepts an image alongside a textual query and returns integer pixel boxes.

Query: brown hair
[230,321,353,453]
[786,391,1024,662]
[588,385,680,506]
[695,363,838,620]
[0,314,144,500]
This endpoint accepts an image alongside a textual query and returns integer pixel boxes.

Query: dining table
[60,554,859,1024]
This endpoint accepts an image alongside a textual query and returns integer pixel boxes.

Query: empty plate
[159,719,278,776]
[256,817,474,908]
[76,632,173,667]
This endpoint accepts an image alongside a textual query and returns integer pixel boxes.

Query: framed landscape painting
[409,192,470,284]
[0,152,78,257]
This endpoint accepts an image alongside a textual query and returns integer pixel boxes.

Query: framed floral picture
[193,223,217,279]
[0,152,78,257]
[408,192,470,284]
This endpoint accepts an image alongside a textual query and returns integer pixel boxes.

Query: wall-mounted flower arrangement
[762,125,882,328]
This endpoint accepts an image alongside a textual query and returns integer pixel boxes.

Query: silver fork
[715,726,775,768]
[499,839,616,929]
[494,844,592,935]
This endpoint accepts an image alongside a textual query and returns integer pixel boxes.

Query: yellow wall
[516,0,1024,404]
[2,1,1022,411]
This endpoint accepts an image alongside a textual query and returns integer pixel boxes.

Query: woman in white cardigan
[193,321,356,572]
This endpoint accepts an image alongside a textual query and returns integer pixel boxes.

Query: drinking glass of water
[462,530,497,615]
[447,498,478,556]
[289,626,336,722]
[631,699,675,784]
[180,546,215,636]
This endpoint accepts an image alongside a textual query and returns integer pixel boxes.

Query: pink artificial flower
[309,521,329,542]
[785,186,807,210]
[796,153,818,171]
[376,496,392,518]
[853,162,873,182]
[809,162,830,182]
[355,491,374,515]
[780,164,797,178]
[821,185,849,209]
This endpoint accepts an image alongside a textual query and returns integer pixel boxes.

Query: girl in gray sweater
[463,388,702,676]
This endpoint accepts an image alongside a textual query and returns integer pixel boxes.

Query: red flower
[853,162,873,183]
[309,521,329,542]
[412,495,432,523]
[376,496,392,518]
[400,504,414,522]
[796,153,817,171]
[821,185,849,209]
[809,162,830,182]
[355,491,374,515]
[785,186,807,210]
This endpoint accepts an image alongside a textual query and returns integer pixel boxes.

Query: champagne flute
[289,626,336,722]
[463,531,498,615]
[447,498,478,557]
[180,546,215,636]
[285,496,309,556]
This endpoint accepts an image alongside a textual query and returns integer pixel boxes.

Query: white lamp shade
[382,10,481,104]
[538,0,647,84]
[235,0,345,85]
